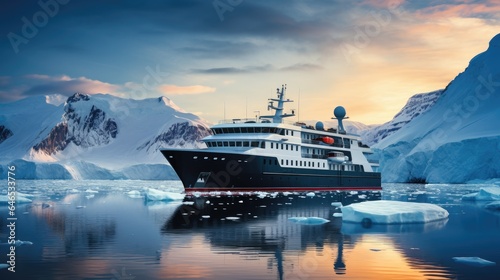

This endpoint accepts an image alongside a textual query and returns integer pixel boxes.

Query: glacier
[373,33,500,183]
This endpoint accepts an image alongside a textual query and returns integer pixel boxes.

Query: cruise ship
[161,85,381,191]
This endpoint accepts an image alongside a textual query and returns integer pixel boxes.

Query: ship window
[223,141,229,147]
[241,127,248,133]
[236,141,242,147]
[344,138,351,148]
[217,141,223,147]
[243,141,249,147]
[296,146,298,151]
[204,157,208,160]
[263,159,266,165]
[222,128,229,133]
[285,145,288,150]
[248,127,255,133]
[251,141,259,147]
[323,163,325,168]
[255,127,262,133]
[281,159,284,165]
[295,160,298,166]
[260,142,265,148]
[281,144,284,150]
[193,156,198,159]
[271,142,274,149]
[286,160,288,165]
[221,157,226,160]
[227,127,234,133]
[229,142,236,147]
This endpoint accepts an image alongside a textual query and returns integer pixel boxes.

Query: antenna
[298,88,301,122]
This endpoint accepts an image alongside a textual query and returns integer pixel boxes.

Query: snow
[0,92,211,179]
[145,188,185,201]
[452,257,496,267]
[341,201,449,224]
[288,217,330,225]
[373,34,500,183]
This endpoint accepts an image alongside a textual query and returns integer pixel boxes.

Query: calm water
[1,181,499,279]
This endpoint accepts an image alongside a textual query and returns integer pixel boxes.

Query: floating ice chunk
[68,189,80,193]
[283,192,292,196]
[306,192,315,197]
[85,194,95,199]
[331,202,343,207]
[462,187,500,201]
[358,194,367,199]
[202,215,210,218]
[0,195,32,203]
[15,240,33,246]
[452,257,496,266]
[193,192,201,198]
[332,213,343,217]
[145,188,185,201]
[257,192,267,199]
[205,200,210,204]
[85,189,99,194]
[288,217,330,225]
[342,201,449,224]
[42,203,51,208]
[485,201,500,210]
[127,190,142,198]
[226,217,240,220]
[76,205,86,209]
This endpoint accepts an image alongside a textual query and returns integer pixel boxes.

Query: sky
[0,0,499,125]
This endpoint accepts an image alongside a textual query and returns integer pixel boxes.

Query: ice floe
[461,186,500,201]
[127,190,142,198]
[288,217,330,225]
[342,200,449,224]
[14,240,33,246]
[452,257,496,267]
[0,195,32,203]
[145,188,185,201]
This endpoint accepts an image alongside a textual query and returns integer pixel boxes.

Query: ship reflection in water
[159,191,451,279]
[161,191,458,279]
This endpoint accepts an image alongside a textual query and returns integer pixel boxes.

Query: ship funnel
[332,106,348,134]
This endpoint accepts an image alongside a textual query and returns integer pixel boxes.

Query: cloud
[158,84,216,95]
[192,64,274,74]
[280,63,323,72]
[23,76,120,97]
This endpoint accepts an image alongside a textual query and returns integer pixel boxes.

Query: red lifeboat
[314,136,334,145]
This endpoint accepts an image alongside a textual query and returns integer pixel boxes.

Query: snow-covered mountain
[0,93,211,179]
[374,33,500,183]
[361,89,444,146]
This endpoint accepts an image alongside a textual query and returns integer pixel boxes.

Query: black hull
[161,149,381,191]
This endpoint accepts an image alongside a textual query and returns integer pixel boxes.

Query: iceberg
[288,217,330,225]
[145,188,185,201]
[127,190,142,198]
[342,200,449,224]
[461,186,500,201]
[452,257,496,267]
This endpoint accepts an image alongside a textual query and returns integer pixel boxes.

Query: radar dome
[334,106,346,119]
[315,121,324,130]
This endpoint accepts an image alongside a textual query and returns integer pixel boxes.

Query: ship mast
[260,84,295,123]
